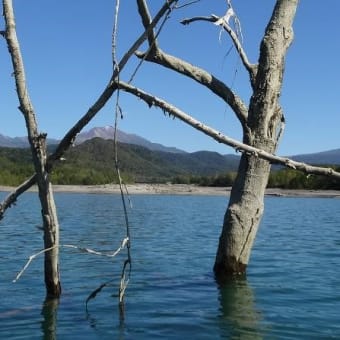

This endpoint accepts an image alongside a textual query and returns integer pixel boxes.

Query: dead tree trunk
[126,0,299,278]
[3,0,61,298]
[214,0,298,279]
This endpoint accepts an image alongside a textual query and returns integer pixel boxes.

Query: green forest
[0,139,340,190]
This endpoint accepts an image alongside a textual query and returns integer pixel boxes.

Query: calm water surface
[0,192,339,339]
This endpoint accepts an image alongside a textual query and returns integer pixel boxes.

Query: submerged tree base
[214,257,247,283]
[45,284,62,300]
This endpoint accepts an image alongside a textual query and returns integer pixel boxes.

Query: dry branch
[116,80,340,180]
[0,175,36,220]
[135,48,249,127]
[0,0,176,220]
[181,14,257,85]
[13,238,129,283]
[135,0,248,127]
[137,0,160,51]
[49,0,175,165]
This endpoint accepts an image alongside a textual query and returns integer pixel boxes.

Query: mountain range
[1,126,340,166]
[0,126,185,154]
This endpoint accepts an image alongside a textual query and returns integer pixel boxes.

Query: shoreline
[1,184,340,198]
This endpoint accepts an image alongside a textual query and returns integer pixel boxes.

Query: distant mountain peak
[75,126,186,154]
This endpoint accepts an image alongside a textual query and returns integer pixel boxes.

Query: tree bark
[214,0,299,279]
[214,139,272,279]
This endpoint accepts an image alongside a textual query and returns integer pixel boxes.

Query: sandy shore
[1,184,340,198]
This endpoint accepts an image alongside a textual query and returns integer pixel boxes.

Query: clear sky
[1,1,339,156]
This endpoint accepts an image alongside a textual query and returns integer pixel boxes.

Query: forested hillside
[0,147,34,185]
[1,138,339,189]
[0,138,239,185]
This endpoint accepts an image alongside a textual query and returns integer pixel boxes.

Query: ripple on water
[0,193,340,338]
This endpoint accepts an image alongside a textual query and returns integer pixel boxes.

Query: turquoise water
[0,192,340,339]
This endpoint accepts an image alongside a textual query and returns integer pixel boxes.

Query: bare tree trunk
[214,140,273,278]
[214,0,298,279]
[3,0,61,298]
[36,138,61,298]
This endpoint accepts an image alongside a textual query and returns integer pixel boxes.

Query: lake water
[0,192,340,339]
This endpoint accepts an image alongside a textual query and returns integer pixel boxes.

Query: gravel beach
[1,184,340,198]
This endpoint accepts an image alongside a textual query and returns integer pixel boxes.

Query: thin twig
[112,0,132,309]
[175,0,200,10]
[181,14,257,86]
[128,2,173,84]
[85,279,115,313]
[13,239,129,283]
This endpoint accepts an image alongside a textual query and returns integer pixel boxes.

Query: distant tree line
[267,167,340,190]
[0,148,34,186]
[1,164,340,190]
[172,167,340,190]
[1,145,340,190]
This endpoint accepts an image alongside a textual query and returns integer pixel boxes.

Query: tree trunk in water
[214,0,298,280]
[30,136,61,298]
[39,181,61,298]
[214,140,273,280]
[31,135,61,298]
[3,0,61,298]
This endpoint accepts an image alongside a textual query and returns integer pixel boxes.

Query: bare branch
[135,48,249,127]
[137,0,159,50]
[0,175,36,220]
[3,0,38,140]
[116,80,340,180]
[135,3,249,126]
[181,14,257,86]
[0,1,176,219]
[175,0,200,10]
[13,238,129,283]
[50,0,176,165]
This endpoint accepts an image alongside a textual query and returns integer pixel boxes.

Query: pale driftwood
[116,80,340,180]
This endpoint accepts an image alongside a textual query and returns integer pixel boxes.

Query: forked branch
[135,0,248,127]
[180,14,257,86]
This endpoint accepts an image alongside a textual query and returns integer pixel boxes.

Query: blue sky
[1,1,339,156]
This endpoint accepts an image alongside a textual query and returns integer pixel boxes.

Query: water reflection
[41,298,59,340]
[85,303,126,339]
[218,278,264,339]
